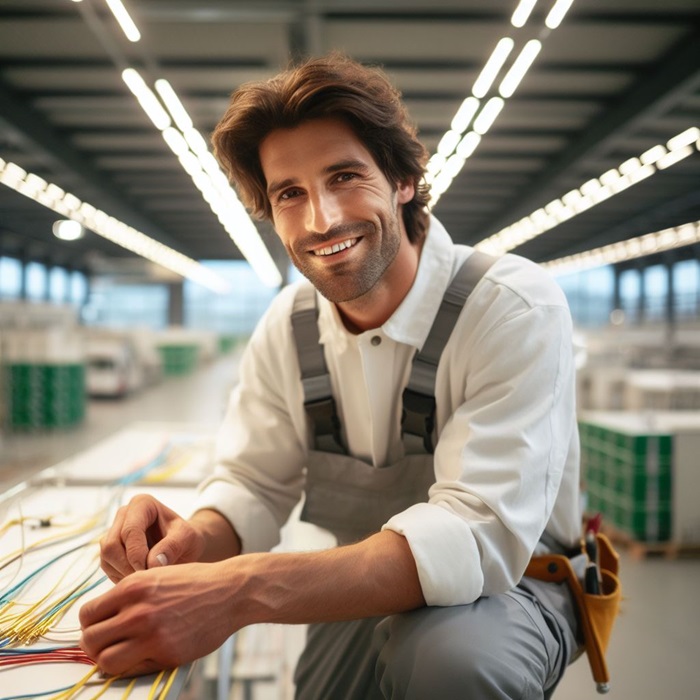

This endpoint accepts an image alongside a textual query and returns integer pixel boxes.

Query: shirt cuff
[383,503,484,606]
[192,481,280,554]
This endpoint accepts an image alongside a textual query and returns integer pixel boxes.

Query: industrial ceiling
[0,0,699,285]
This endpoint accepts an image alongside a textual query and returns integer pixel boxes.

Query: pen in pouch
[585,516,602,595]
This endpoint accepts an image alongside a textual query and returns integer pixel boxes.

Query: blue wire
[0,686,74,700]
[115,443,172,485]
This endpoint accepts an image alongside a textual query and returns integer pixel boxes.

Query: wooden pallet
[599,522,700,560]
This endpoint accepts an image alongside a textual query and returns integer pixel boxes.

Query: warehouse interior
[1,1,699,698]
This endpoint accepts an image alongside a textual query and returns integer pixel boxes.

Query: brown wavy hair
[212,53,431,244]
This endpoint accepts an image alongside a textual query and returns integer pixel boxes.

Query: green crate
[4,362,85,429]
[158,344,199,375]
[617,501,672,542]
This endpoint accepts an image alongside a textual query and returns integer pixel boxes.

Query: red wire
[0,647,93,667]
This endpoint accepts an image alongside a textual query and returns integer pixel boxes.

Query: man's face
[259,117,414,303]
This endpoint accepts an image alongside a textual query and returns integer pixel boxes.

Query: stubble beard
[289,215,402,303]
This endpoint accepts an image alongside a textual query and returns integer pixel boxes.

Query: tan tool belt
[525,532,622,694]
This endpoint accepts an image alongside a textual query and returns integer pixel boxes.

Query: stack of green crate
[579,420,672,541]
[5,362,85,429]
[2,329,86,430]
[157,344,199,375]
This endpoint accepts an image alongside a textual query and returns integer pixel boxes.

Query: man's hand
[79,562,238,676]
[99,494,205,583]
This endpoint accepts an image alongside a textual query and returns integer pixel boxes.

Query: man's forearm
[224,529,426,628]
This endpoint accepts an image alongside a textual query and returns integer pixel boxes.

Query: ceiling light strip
[428,1,577,207]
[543,220,700,277]
[0,157,231,294]
[104,0,141,42]
[511,0,539,28]
[476,126,700,256]
[122,69,282,287]
[472,38,515,98]
[545,0,575,30]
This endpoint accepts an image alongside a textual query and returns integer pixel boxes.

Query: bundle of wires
[0,438,200,698]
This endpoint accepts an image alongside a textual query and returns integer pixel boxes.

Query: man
[80,53,582,699]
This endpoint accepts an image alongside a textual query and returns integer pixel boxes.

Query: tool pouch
[525,533,622,694]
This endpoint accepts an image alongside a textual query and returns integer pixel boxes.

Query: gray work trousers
[293,577,581,700]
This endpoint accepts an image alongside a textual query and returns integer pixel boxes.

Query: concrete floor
[1,352,698,699]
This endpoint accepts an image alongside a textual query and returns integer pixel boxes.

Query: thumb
[151,551,169,567]
[146,536,182,569]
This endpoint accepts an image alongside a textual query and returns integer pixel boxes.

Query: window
[0,256,22,299]
[70,271,88,306]
[673,259,699,319]
[554,265,614,328]
[83,282,169,328]
[619,268,641,324]
[25,262,47,301]
[48,266,68,303]
[642,264,668,322]
[184,260,279,337]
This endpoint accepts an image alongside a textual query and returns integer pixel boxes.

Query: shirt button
[371,335,382,346]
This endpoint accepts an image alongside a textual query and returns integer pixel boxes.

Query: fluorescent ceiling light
[456,131,481,159]
[105,0,141,42]
[472,38,514,98]
[499,40,542,98]
[544,220,700,276]
[451,97,480,134]
[667,127,700,151]
[640,144,666,166]
[0,159,231,293]
[545,0,575,29]
[656,145,694,170]
[437,130,462,158]
[155,79,194,132]
[52,219,84,241]
[473,97,505,135]
[121,68,171,130]
[476,128,700,256]
[511,0,539,28]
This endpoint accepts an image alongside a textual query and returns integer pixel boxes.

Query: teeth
[314,238,358,256]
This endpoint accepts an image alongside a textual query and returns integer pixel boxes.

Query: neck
[337,236,423,333]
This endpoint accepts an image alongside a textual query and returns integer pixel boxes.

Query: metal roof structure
[1,0,699,285]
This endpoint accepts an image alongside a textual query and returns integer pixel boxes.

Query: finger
[145,520,189,569]
[100,558,126,584]
[94,640,165,678]
[100,508,135,580]
[121,498,161,572]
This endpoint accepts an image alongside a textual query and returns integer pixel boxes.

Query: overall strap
[402,250,498,453]
[291,285,344,452]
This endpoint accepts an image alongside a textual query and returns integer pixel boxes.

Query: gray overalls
[290,252,580,700]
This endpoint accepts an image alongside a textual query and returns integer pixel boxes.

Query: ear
[396,179,415,205]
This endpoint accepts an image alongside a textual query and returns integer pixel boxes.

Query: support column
[167,281,184,326]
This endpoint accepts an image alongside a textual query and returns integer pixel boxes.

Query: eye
[335,172,357,183]
[279,187,303,201]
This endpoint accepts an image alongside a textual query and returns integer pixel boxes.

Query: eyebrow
[266,158,371,198]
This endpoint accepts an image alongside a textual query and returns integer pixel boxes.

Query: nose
[306,190,341,235]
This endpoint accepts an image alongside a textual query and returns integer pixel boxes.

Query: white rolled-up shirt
[194,215,581,606]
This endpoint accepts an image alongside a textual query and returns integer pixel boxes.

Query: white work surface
[35,421,217,488]
[0,423,216,700]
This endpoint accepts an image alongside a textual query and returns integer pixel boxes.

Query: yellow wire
[47,665,99,700]
[86,672,124,699]
[157,668,179,700]
[119,678,138,699]
[146,670,166,700]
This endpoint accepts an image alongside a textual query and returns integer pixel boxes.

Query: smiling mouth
[312,238,359,256]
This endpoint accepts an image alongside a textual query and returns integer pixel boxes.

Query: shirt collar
[318,215,456,351]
